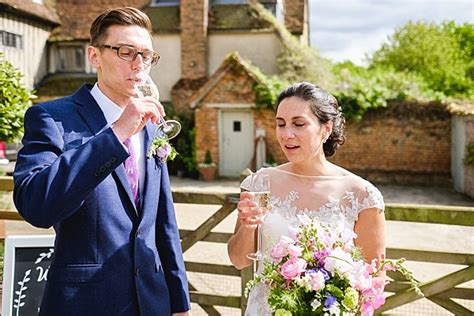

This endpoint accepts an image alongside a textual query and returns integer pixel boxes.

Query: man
[13,7,190,315]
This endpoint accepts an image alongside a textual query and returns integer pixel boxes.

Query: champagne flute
[134,71,181,139]
[247,173,271,261]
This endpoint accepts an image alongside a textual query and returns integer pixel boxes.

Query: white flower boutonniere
[147,136,178,163]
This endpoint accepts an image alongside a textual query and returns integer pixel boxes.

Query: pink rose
[287,244,303,258]
[270,244,288,263]
[280,258,306,280]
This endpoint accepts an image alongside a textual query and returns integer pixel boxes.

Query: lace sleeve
[240,174,251,191]
[357,181,385,215]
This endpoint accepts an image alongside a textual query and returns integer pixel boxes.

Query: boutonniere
[147,136,178,163]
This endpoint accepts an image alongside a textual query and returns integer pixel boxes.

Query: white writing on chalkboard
[2,235,55,316]
[13,248,54,315]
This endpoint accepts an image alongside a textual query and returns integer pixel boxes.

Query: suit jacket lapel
[73,84,138,218]
[141,122,161,218]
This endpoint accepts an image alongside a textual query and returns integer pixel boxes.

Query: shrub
[0,52,34,142]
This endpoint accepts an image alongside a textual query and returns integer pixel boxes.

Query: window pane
[150,0,180,6]
[212,0,247,4]
[233,121,241,132]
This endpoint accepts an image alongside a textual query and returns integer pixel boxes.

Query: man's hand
[172,312,189,316]
[112,96,165,142]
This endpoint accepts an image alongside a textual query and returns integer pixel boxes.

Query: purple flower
[313,249,330,266]
[324,293,336,308]
[319,268,330,281]
[157,143,171,160]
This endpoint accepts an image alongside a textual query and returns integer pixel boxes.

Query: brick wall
[195,107,219,165]
[264,104,452,185]
[172,0,209,112]
[180,0,208,79]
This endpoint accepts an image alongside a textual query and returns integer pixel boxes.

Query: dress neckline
[268,166,353,180]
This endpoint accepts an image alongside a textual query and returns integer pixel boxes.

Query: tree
[369,21,473,98]
[0,52,34,142]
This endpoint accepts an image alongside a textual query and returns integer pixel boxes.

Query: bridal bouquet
[246,215,422,316]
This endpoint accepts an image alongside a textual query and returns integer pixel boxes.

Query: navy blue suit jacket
[13,84,190,315]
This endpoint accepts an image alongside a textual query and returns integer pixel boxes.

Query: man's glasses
[98,45,160,66]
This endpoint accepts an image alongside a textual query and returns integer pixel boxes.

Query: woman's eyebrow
[276,116,305,120]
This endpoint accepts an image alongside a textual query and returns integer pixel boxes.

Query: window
[211,0,246,4]
[0,31,22,49]
[233,121,241,132]
[150,0,179,6]
[57,46,85,72]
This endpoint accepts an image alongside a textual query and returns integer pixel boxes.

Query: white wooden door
[219,110,254,177]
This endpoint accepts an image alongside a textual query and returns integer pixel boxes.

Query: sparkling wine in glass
[247,173,271,261]
[134,72,181,139]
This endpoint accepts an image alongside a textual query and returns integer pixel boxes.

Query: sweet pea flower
[280,257,307,280]
[287,243,303,258]
[307,270,326,291]
[324,247,354,275]
[157,143,171,159]
[278,235,295,248]
[311,299,321,311]
[287,225,299,241]
[324,293,336,308]
[326,301,341,315]
[319,268,330,281]
[361,294,385,316]
[313,249,330,267]
[270,244,288,263]
[297,213,312,226]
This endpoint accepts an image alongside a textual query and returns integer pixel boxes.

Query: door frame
[215,103,255,177]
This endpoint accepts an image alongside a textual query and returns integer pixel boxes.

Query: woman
[227,82,385,315]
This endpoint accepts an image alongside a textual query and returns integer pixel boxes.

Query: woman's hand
[227,191,271,269]
[237,191,268,228]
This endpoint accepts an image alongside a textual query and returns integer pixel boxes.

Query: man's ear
[87,46,100,69]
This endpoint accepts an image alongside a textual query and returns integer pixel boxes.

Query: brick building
[1,0,307,103]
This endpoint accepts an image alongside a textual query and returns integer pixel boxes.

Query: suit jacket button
[134,268,139,277]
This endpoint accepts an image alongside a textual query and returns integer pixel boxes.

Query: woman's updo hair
[276,82,346,157]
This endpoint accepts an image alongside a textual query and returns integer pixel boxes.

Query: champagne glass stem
[159,116,169,130]
[256,223,263,257]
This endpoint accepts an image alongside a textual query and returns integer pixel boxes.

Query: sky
[308,0,474,65]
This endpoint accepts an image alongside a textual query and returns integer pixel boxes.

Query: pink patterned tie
[123,138,140,209]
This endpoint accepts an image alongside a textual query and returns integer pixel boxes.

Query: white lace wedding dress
[242,167,385,316]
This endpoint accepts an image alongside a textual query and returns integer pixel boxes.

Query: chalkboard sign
[2,235,55,316]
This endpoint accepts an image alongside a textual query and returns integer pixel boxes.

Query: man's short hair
[90,7,152,46]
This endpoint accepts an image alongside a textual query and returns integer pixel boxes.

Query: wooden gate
[1,176,473,315]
